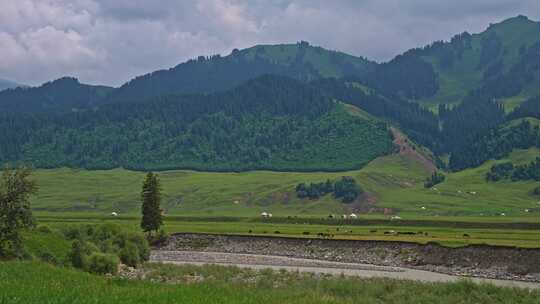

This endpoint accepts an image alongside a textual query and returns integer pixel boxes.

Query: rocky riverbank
[157,233,540,282]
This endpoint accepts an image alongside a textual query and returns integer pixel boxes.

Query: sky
[1,0,539,87]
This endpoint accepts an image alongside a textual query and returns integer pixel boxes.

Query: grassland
[31,148,540,220]
[1,261,539,304]
[34,215,540,248]
[25,144,540,248]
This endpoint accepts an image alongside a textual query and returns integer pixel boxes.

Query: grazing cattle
[349,213,358,219]
[110,212,118,217]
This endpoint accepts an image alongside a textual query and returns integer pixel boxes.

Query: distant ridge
[0,78,23,91]
[107,41,375,103]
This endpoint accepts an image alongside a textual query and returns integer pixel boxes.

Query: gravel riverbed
[156,233,540,283]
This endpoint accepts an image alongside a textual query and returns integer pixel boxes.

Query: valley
[1,10,540,304]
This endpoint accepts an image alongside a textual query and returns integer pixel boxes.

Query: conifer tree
[140,172,162,235]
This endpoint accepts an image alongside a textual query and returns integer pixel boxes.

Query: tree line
[486,157,540,182]
[295,176,363,203]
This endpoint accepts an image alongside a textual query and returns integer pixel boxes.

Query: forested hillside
[406,15,540,107]
[0,16,539,173]
[0,77,113,113]
[312,78,441,151]
[0,75,392,171]
[107,41,375,103]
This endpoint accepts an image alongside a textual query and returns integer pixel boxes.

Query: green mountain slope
[108,41,375,103]
[413,15,540,108]
[0,77,113,113]
[0,75,393,171]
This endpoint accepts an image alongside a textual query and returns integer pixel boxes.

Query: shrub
[119,242,140,267]
[91,224,121,243]
[86,252,119,275]
[63,227,83,240]
[69,240,87,269]
[534,186,540,196]
[36,225,52,234]
[129,234,150,262]
[39,251,58,265]
[64,224,149,273]
[114,232,150,263]
[99,239,117,254]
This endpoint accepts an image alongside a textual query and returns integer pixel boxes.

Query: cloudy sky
[1,0,539,87]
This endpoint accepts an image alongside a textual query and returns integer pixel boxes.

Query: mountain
[107,41,375,103]
[0,78,23,91]
[0,77,114,113]
[0,75,393,171]
[0,16,539,173]
[391,15,540,108]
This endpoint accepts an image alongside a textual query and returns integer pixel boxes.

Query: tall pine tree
[140,172,162,235]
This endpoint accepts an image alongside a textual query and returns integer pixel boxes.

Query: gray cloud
[0,0,539,86]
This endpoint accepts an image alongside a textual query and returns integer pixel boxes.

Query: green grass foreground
[1,261,539,304]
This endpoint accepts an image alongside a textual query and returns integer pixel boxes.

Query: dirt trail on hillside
[390,127,436,174]
[151,251,540,290]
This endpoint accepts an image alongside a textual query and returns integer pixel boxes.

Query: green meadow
[2,261,539,304]
[31,148,540,220]
[24,147,540,248]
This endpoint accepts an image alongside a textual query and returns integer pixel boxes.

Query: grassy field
[1,261,539,304]
[25,145,540,248]
[35,215,540,248]
[30,148,540,220]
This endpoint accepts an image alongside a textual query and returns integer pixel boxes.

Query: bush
[534,186,540,196]
[86,253,119,275]
[64,224,149,273]
[63,227,83,240]
[129,234,150,262]
[69,240,87,269]
[36,225,52,234]
[38,251,58,265]
[114,232,150,263]
[91,224,121,243]
[119,242,140,267]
